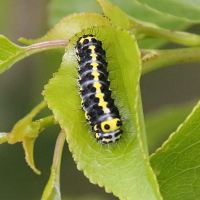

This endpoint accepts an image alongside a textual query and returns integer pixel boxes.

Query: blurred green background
[0,1,200,200]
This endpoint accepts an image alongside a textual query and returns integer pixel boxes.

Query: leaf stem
[41,131,65,200]
[141,47,200,75]
[24,40,69,50]
[132,26,200,47]
[52,131,65,169]
[33,115,58,133]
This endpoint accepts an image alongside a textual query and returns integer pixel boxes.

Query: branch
[132,26,200,47]
[141,47,200,75]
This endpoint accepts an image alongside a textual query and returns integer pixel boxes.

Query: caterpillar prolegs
[75,34,123,144]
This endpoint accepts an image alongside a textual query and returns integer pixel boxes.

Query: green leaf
[19,13,107,45]
[1,102,56,175]
[7,101,47,174]
[0,35,67,74]
[150,101,200,200]
[0,35,23,73]
[96,0,130,29]
[124,0,190,27]
[136,0,200,23]
[8,101,47,144]
[41,131,65,200]
[43,26,162,200]
[0,35,22,62]
[145,102,196,154]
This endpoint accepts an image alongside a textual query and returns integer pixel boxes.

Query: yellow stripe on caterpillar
[92,71,99,81]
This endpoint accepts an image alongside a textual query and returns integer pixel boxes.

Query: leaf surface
[150,101,200,199]
[0,35,67,74]
[8,101,47,174]
[0,35,23,74]
[96,0,130,29]
[136,0,200,23]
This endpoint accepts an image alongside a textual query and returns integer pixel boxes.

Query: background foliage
[0,0,200,200]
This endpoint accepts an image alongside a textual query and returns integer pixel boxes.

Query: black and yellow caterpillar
[75,34,123,144]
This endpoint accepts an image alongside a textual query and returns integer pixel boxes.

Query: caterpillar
[75,34,123,144]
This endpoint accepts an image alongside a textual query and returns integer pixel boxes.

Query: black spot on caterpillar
[75,34,123,144]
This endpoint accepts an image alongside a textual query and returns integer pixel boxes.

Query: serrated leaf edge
[150,100,200,159]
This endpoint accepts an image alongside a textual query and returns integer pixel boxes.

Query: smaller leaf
[0,35,23,62]
[0,35,23,73]
[7,101,46,174]
[8,101,46,144]
[150,100,200,199]
[41,131,65,200]
[0,36,68,74]
[96,0,130,29]
[95,0,115,13]
[23,137,41,175]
